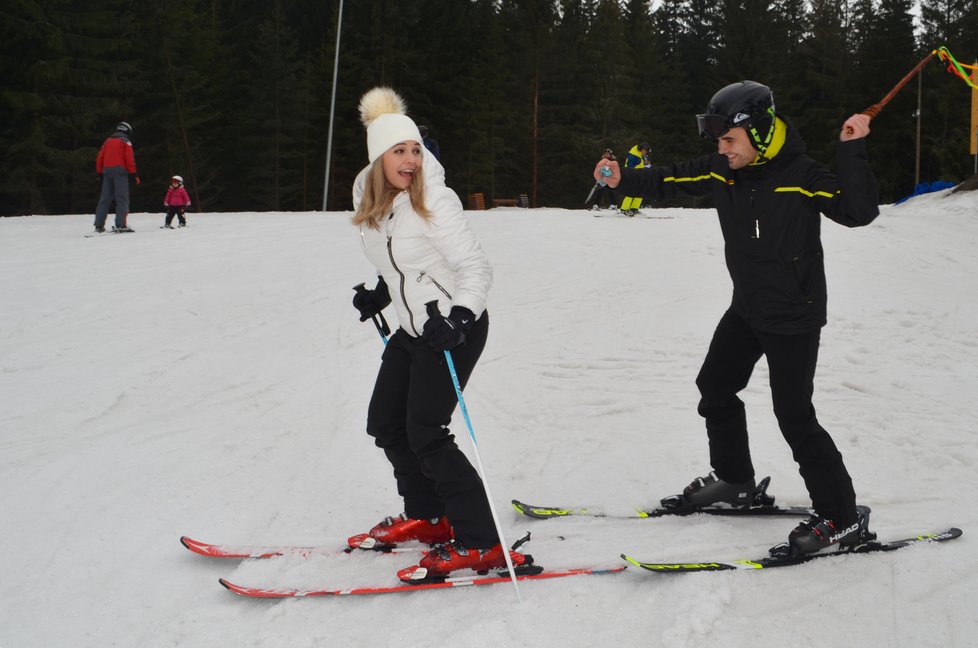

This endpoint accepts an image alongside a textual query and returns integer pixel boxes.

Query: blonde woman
[347,87,523,581]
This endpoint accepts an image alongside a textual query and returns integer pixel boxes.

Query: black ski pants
[165,206,187,226]
[696,308,858,525]
[365,313,497,549]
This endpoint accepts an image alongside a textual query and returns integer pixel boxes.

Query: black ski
[623,526,961,572]
[512,476,812,520]
[85,228,133,237]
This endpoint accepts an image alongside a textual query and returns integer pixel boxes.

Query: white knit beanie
[359,87,422,164]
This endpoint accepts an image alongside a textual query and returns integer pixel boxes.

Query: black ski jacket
[617,118,879,334]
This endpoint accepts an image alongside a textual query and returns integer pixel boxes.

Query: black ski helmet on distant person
[116,121,132,135]
[696,81,776,154]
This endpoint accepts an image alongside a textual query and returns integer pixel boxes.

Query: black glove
[97,173,103,186]
[423,302,475,352]
[352,277,391,322]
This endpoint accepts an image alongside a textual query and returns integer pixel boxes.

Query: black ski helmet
[116,121,132,135]
[696,81,776,153]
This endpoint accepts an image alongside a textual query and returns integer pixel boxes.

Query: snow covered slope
[1,191,975,646]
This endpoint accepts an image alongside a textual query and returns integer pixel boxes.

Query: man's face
[717,127,757,170]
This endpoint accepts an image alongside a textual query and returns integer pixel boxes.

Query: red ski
[218,564,626,598]
[181,530,567,560]
[179,535,419,560]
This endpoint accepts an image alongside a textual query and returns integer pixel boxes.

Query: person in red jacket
[94,121,139,233]
[162,175,191,228]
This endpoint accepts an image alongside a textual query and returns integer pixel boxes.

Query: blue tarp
[895,180,956,204]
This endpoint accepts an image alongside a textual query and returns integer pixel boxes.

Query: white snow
[1,191,976,647]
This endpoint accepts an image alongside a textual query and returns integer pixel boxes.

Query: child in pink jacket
[163,175,191,228]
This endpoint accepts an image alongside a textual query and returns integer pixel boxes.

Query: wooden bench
[491,198,519,208]
[468,193,486,210]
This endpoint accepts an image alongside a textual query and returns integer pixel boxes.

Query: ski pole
[353,283,391,344]
[584,165,613,205]
[425,301,522,602]
[373,312,391,344]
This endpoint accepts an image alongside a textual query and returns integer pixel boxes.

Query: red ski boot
[397,540,530,582]
[347,513,453,550]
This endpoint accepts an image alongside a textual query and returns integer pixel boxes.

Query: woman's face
[381,140,423,190]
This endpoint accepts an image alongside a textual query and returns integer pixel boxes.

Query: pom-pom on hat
[358,87,422,164]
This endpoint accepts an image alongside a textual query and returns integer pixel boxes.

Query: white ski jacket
[353,153,492,338]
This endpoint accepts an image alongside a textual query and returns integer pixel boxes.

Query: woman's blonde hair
[352,158,432,230]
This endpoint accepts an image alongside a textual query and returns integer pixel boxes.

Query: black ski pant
[695,308,858,525]
[365,313,497,549]
[165,206,187,226]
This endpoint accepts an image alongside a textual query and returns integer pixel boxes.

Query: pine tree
[648,1,702,162]
[3,0,971,215]
[768,0,811,110]
[124,1,235,214]
[715,0,790,84]
[447,0,512,203]
[919,0,976,182]
[794,0,848,165]
[538,0,599,207]
[585,0,634,149]
[680,0,724,109]
[0,0,138,216]
[407,0,494,201]
[849,0,919,200]
[237,2,307,211]
[485,0,558,205]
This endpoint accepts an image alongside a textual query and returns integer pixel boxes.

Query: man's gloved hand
[97,173,103,186]
[422,303,475,352]
[352,277,391,322]
[130,174,141,186]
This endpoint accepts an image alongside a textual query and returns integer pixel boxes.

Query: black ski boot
[787,505,875,556]
[668,471,757,508]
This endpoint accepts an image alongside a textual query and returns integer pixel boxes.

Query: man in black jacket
[595,81,880,555]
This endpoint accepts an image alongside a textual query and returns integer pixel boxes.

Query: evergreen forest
[2,0,975,216]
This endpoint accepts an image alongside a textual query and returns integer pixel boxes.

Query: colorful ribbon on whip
[935,46,977,89]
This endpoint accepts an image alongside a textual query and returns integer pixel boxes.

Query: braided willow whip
[844,49,939,134]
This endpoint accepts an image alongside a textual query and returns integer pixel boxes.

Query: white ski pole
[442,348,522,602]
[425,301,522,602]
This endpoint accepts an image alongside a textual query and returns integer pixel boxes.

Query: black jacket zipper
[385,213,418,336]
[418,272,453,300]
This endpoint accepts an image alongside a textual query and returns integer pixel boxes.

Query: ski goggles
[696,113,733,141]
